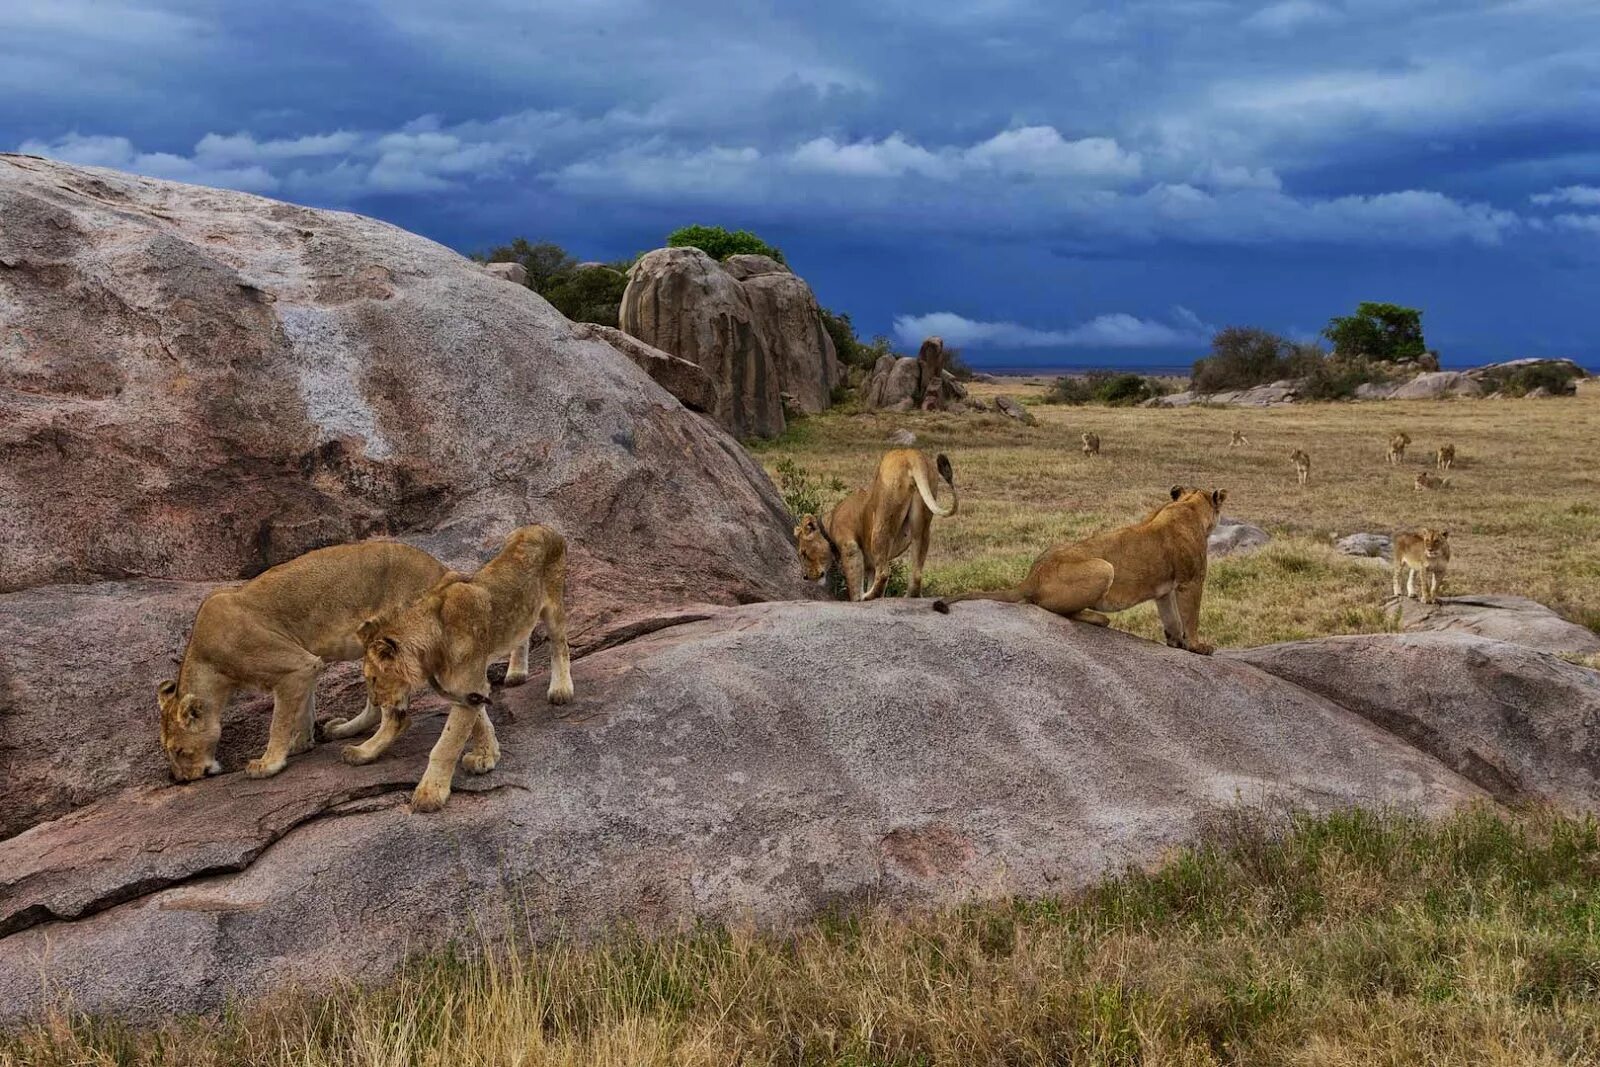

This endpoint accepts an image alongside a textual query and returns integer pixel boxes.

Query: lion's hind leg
[1028,558,1116,621]
[542,575,574,706]
[504,633,531,688]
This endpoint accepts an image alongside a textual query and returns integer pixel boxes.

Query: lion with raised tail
[933,486,1225,654]
[795,448,958,600]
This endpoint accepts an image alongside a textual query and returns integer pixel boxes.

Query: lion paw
[245,757,285,779]
[548,679,574,705]
[503,668,528,688]
[1187,640,1216,656]
[461,748,499,775]
[321,717,352,739]
[411,780,452,813]
[341,744,377,766]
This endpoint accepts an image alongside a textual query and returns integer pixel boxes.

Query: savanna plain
[7,385,1600,1067]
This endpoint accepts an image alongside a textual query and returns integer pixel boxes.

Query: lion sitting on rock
[795,448,958,600]
[933,486,1226,654]
[157,542,448,783]
[352,524,573,813]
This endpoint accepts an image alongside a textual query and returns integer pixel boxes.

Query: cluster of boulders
[1151,358,1587,408]
[861,336,968,411]
[617,248,841,439]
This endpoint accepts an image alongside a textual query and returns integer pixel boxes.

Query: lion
[1387,432,1412,464]
[1414,471,1450,491]
[1393,527,1450,604]
[157,542,448,783]
[933,485,1226,654]
[1289,449,1311,486]
[1081,432,1101,457]
[1436,443,1456,470]
[350,524,574,812]
[794,448,957,601]
[1230,430,1249,448]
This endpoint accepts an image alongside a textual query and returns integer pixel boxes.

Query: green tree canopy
[1323,302,1426,362]
[482,237,576,291]
[666,225,786,264]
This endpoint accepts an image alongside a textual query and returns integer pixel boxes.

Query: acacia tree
[1323,302,1426,362]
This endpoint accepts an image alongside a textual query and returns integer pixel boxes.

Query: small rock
[887,428,917,446]
[1208,518,1270,558]
[1336,532,1392,560]
[994,394,1037,425]
[481,261,527,285]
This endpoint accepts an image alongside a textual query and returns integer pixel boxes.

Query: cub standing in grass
[1387,432,1412,464]
[934,486,1226,655]
[794,448,958,600]
[1081,432,1101,457]
[1437,443,1457,470]
[1290,449,1311,485]
[157,542,448,783]
[353,524,573,813]
[1393,528,1451,604]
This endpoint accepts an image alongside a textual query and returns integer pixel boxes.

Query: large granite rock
[1386,594,1600,655]
[1233,631,1600,809]
[618,247,837,437]
[1389,371,1483,400]
[571,322,719,418]
[0,601,1488,1020]
[0,155,814,837]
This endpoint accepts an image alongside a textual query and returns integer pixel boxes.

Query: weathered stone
[480,260,527,285]
[1208,518,1270,558]
[1233,631,1600,809]
[720,253,787,281]
[571,322,719,417]
[994,394,1037,424]
[618,246,784,439]
[1390,371,1483,400]
[1386,594,1600,655]
[738,263,841,414]
[0,155,814,835]
[1336,532,1392,560]
[0,602,1487,1020]
[916,337,947,410]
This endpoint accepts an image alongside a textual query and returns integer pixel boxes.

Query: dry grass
[755,380,1600,648]
[7,807,1599,1066]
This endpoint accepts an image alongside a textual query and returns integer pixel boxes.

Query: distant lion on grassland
[1387,432,1412,464]
[1437,443,1456,470]
[1394,527,1451,604]
[1290,448,1311,486]
[1081,431,1101,457]
[933,485,1226,655]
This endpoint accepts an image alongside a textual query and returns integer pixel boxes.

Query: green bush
[539,264,629,327]
[1191,327,1305,393]
[1042,376,1096,405]
[1042,372,1165,406]
[666,225,785,264]
[772,457,844,522]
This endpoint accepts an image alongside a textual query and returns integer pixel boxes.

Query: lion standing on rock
[933,486,1226,654]
[795,448,958,600]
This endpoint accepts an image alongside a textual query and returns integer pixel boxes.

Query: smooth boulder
[1386,594,1600,655]
[0,601,1485,1020]
[1208,518,1271,558]
[723,254,841,415]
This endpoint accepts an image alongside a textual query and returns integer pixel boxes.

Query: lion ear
[1170,485,1184,501]
[374,636,399,659]
[176,694,201,726]
[1212,489,1228,508]
[1440,529,1450,539]
[357,616,381,642]
[157,679,177,699]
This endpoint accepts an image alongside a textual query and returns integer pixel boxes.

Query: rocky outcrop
[1208,518,1270,558]
[618,248,838,437]
[481,260,528,285]
[1150,382,1299,408]
[995,394,1037,424]
[0,601,1497,1020]
[1233,631,1600,809]
[1386,594,1600,655]
[861,338,966,412]
[571,322,719,417]
[0,155,814,837]
[1389,371,1483,400]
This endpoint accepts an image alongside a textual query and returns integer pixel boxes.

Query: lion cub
[1229,430,1249,448]
[1387,432,1412,464]
[1393,528,1450,604]
[354,524,574,813]
[1414,471,1450,491]
[157,542,447,782]
[1289,448,1311,485]
[1436,443,1456,470]
[1081,432,1101,457]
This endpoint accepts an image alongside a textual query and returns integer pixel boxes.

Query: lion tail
[913,453,958,517]
[931,587,1024,614]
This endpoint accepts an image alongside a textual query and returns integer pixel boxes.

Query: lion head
[793,513,837,582]
[156,680,222,782]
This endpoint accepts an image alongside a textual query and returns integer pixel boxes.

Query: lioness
[1081,432,1101,457]
[353,524,573,813]
[1437,443,1456,470]
[794,448,958,600]
[1230,430,1249,448]
[1393,527,1450,604]
[157,542,448,782]
[1414,471,1450,491]
[1290,448,1311,486]
[1387,432,1412,464]
[933,485,1225,654]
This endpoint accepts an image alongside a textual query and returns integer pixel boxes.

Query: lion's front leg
[1174,579,1212,654]
[247,664,320,778]
[412,703,476,813]
[460,706,501,774]
[322,697,379,740]
[341,703,410,765]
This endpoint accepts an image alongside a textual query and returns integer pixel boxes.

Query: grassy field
[8,808,1599,1066]
[754,380,1600,649]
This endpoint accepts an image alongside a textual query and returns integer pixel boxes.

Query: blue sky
[4,0,1598,368]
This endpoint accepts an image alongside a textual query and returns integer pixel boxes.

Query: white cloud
[789,134,948,179]
[1242,0,1342,34]
[17,132,280,193]
[787,126,1140,182]
[892,307,1211,349]
[1531,185,1600,207]
[1552,214,1600,234]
